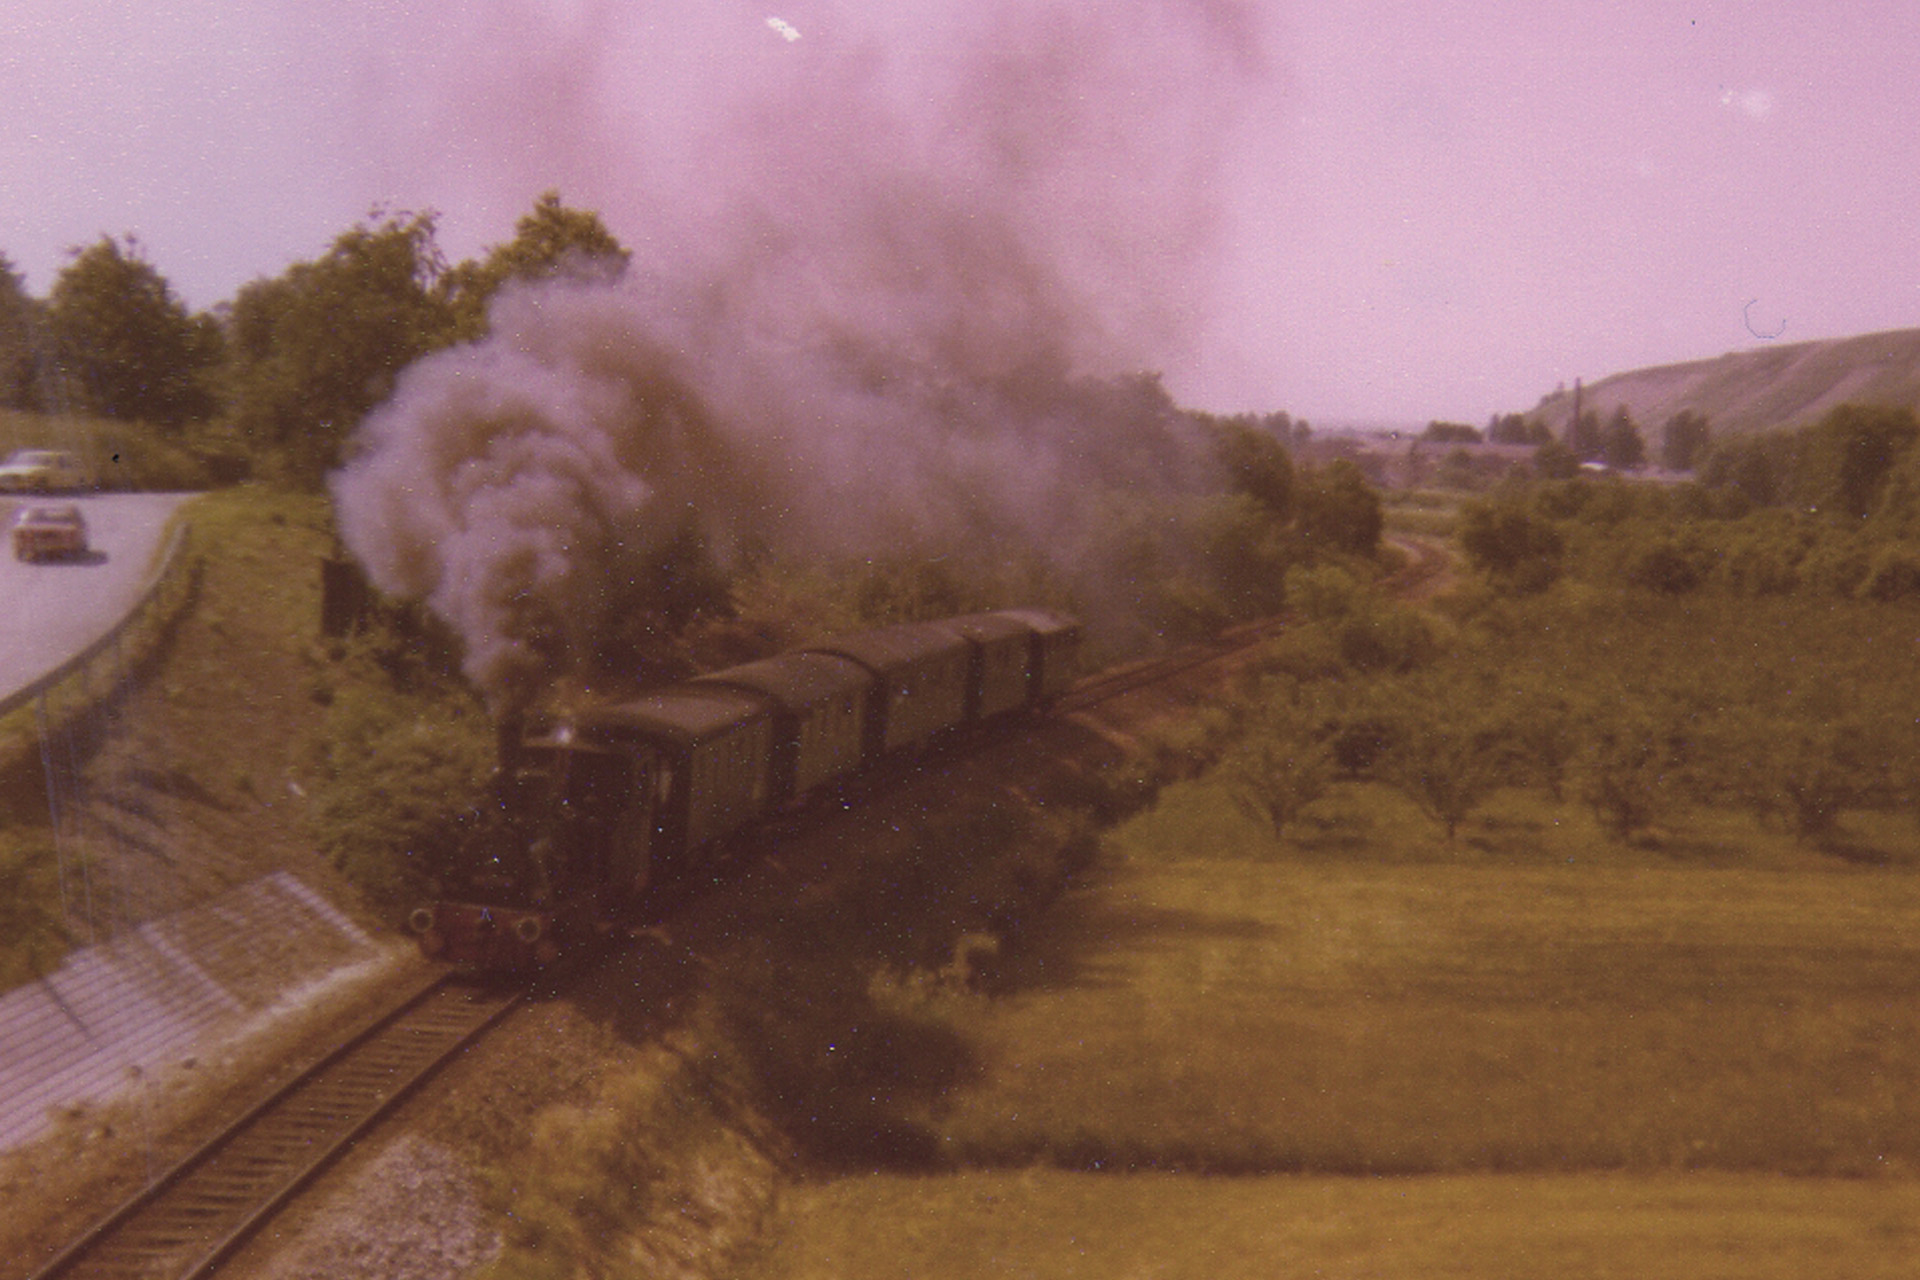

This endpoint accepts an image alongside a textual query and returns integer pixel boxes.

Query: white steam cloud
[332,0,1270,707]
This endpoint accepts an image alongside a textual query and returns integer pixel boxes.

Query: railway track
[29,976,521,1280]
[1053,614,1289,715]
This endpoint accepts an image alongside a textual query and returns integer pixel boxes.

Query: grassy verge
[0,483,435,984]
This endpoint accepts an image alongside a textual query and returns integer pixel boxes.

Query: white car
[12,503,89,561]
[0,449,91,493]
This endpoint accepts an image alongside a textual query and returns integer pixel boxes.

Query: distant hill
[1524,328,1920,441]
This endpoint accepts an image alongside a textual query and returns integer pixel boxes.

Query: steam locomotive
[408,608,1082,972]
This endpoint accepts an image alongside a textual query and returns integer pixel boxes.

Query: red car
[12,503,89,561]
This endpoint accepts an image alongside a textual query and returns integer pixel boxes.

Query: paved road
[0,492,194,706]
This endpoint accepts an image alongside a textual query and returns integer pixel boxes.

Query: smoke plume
[332,0,1270,707]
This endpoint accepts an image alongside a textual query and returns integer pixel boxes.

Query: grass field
[756,1171,1920,1279]
[744,776,1920,1276]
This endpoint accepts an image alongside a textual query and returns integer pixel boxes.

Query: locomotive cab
[411,731,661,971]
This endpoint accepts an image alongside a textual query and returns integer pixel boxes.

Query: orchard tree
[223,211,454,485]
[1572,691,1695,842]
[440,191,631,340]
[42,235,219,428]
[1370,668,1512,841]
[1220,680,1333,840]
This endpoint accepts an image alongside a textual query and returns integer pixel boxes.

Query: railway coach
[412,607,1082,972]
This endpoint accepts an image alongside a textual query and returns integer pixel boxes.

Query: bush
[1625,539,1706,594]
[1457,499,1563,592]
[303,630,494,906]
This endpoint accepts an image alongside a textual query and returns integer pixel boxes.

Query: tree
[1600,406,1646,470]
[1296,459,1383,555]
[1533,437,1580,480]
[1220,681,1333,840]
[0,254,42,410]
[1457,498,1562,592]
[1572,692,1694,842]
[1421,420,1482,444]
[1660,409,1710,472]
[1568,409,1603,461]
[440,191,631,340]
[1207,415,1294,519]
[1625,538,1706,594]
[1795,403,1919,521]
[223,211,455,485]
[1731,713,1881,843]
[1488,413,1549,445]
[1701,435,1781,507]
[1371,668,1512,840]
[42,235,219,428]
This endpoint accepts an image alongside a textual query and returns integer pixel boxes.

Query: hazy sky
[3,0,1916,426]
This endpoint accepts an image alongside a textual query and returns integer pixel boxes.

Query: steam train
[408,608,1082,972]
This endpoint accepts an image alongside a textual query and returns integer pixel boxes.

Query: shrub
[1625,539,1706,594]
[303,631,494,907]
[1457,499,1563,592]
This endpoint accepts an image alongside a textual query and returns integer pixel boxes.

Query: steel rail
[28,974,522,1280]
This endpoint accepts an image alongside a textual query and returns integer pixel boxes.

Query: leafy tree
[0,254,42,410]
[1457,498,1562,592]
[1532,437,1580,480]
[1624,538,1705,594]
[1206,415,1294,519]
[1660,409,1710,472]
[1421,420,1481,444]
[441,191,631,340]
[41,235,219,428]
[1794,403,1919,521]
[1295,459,1383,556]
[223,212,454,485]
[1488,413,1549,445]
[1572,692,1694,842]
[1219,681,1333,840]
[1599,406,1646,470]
[1700,434,1783,507]
[1869,443,1920,539]
[1735,714,1881,843]
[1371,668,1512,840]
[1504,680,1577,801]
[1568,409,1603,461]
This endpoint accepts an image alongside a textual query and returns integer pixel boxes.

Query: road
[0,492,194,708]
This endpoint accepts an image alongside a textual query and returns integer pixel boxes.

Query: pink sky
[3,0,1917,426]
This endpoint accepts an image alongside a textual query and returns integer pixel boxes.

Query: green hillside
[1525,328,1920,440]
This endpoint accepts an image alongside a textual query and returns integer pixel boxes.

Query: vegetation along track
[30,578,1413,1278]
[1055,616,1290,714]
[29,975,521,1280]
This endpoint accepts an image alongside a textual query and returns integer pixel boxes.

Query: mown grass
[752,1170,1920,1280]
[743,773,1920,1277]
